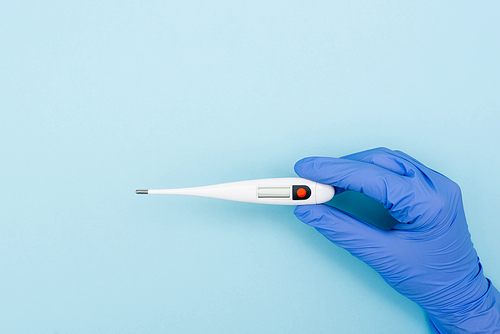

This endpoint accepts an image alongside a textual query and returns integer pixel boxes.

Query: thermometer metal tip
[136,189,148,194]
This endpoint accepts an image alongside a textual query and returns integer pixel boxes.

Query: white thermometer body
[136,178,335,205]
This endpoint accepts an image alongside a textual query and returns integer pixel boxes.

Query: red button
[296,188,307,198]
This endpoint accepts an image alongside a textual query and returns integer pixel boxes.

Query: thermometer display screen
[257,187,290,198]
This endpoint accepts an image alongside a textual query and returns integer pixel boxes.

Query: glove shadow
[328,190,399,231]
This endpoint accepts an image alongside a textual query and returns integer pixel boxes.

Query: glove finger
[294,204,391,264]
[294,156,411,212]
[392,149,456,185]
[342,147,417,177]
[343,148,452,201]
[391,149,428,168]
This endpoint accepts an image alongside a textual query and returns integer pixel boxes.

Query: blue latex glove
[294,147,500,333]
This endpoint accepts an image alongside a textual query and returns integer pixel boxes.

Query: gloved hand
[294,147,500,333]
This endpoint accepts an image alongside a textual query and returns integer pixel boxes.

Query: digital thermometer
[136,178,335,205]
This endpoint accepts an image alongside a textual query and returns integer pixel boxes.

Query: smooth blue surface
[1,1,499,333]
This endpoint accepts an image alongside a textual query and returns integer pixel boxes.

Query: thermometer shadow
[327,190,399,231]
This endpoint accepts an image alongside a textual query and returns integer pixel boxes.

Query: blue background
[1,1,499,333]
